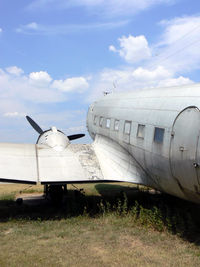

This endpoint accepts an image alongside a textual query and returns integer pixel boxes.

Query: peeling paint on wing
[69,144,104,180]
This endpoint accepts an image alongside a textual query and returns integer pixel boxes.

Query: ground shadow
[1,183,200,244]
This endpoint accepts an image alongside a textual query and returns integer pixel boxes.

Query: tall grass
[0,184,200,242]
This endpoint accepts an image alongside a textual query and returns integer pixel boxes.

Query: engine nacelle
[37,126,70,151]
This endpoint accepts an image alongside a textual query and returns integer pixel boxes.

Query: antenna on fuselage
[103,91,110,96]
[103,81,117,96]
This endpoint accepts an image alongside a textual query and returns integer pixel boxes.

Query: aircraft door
[195,126,200,185]
[170,107,200,191]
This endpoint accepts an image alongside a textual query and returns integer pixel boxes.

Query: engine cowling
[37,126,70,151]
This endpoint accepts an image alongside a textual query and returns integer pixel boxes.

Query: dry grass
[0,184,43,199]
[0,183,200,267]
[0,217,200,267]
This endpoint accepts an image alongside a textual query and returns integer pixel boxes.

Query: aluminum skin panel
[170,108,200,198]
[93,134,155,187]
[87,83,200,203]
[38,144,104,183]
[0,143,38,184]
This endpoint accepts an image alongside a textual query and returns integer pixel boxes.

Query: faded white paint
[1,83,200,203]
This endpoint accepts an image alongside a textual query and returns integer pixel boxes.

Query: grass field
[0,183,200,266]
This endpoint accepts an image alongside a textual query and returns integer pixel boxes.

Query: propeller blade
[26,116,43,134]
[68,134,85,141]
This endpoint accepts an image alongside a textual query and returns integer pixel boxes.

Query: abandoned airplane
[1,83,200,203]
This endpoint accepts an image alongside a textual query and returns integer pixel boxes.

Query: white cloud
[87,65,193,101]
[26,22,38,30]
[159,16,200,45]
[157,76,194,87]
[132,66,171,81]
[153,15,200,73]
[3,112,26,118]
[0,28,2,33]
[65,125,85,134]
[29,71,52,86]
[0,66,91,143]
[28,0,174,17]
[109,35,151,63]
[0,67,89,117]
[109,45,116,52]
[16,22,39,33]
[16,20,129,35]
[105,15,200,98]
[6,66,24,76]
[52,77,89,92]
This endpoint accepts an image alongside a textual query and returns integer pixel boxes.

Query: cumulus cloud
[102,15,200,101]
[29,71,52,86]
[109,35,151,63]
[0,67,89,116]
[108,16,200,75]
[52,77,89,92]
[132,66,171,81]
[87,65,193,102]
[0,66,91,142]
[6,66,24,76]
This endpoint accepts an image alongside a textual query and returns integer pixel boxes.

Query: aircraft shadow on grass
[0,184,200,245]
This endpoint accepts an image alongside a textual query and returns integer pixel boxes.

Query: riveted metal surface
[170,107,200,194]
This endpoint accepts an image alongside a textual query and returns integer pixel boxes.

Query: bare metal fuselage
[87,83,200,203]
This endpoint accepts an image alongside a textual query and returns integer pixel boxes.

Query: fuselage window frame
[124,121,132,135]
[137,124,145,139]
[106,118,111,129]
[99,116,104,127]
[93,115,98,125]
[154,127,165,144]
[114,119,119,131]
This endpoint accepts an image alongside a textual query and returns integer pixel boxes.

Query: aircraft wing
[0,135,151,186]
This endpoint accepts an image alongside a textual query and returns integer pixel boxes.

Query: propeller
[26,116,85,141]
[26,116,43,134]
[68,134,85,141]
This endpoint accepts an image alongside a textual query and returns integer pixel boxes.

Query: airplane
[1,82,200,204]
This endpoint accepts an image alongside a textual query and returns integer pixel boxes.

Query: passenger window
[99,117,104,127]
[93,115,98,125]
[154,127,165,143]
[124,121,131,134]
[137,124,145,139]
[106,118,111,128]
[114,119,119,131]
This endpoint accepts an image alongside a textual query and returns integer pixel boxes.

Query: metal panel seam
[35,145,40,184]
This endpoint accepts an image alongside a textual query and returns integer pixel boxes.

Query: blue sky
[0,0,200,143]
